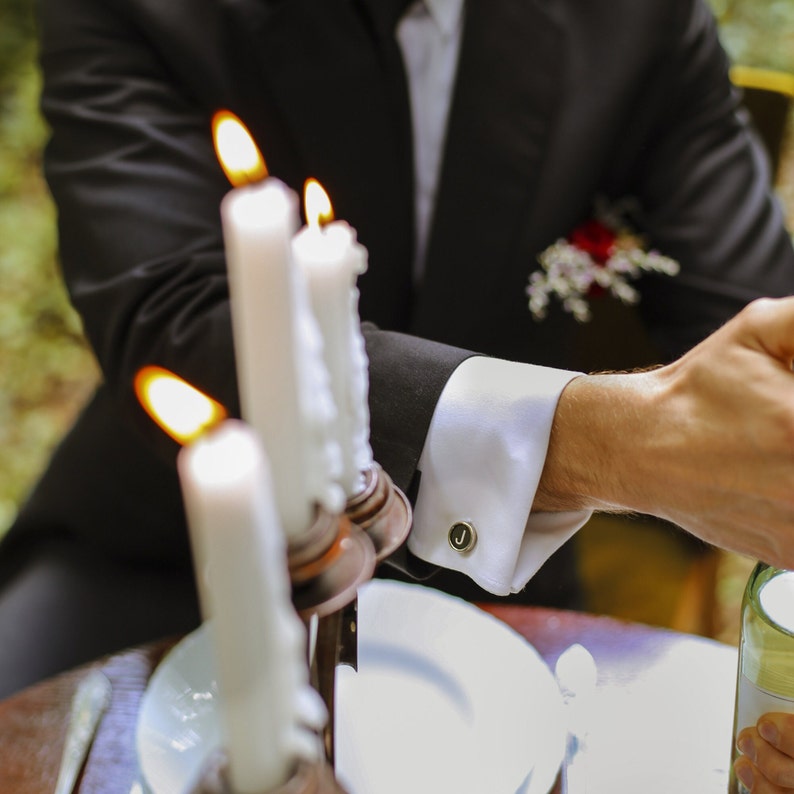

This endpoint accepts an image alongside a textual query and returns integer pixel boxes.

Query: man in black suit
[5,0,794,759]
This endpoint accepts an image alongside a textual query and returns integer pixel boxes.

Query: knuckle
[743,296,777,318]
[737,296,781,331]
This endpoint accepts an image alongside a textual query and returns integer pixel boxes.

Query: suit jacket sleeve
[626,0,794,355]
[31,0,468,561]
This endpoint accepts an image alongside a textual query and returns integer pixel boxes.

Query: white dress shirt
[396,0,591,595]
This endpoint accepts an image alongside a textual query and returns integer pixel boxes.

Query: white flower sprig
[527,213,679,323]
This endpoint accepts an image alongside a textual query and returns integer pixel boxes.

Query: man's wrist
[534,370,662,515]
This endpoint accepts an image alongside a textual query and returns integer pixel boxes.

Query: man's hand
[536,296,794,568]
[735,714,794,792]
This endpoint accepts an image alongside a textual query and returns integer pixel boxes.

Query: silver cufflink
[448,521,477,554]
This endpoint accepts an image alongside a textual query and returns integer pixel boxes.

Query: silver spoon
[54,669,112,794]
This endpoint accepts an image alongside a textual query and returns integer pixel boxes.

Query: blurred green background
[0,0,792,640]
[0,0,99,536]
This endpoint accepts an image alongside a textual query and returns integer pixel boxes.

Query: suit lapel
[412,0,565,344]
[220,0,416,329]
[217,0,564,341]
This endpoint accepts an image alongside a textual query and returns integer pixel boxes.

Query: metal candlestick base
[270,760,349,794]
[296,467,412,769]
[312,464,414,765]
[188,752,349,794]
[289,506,376,620]
[345,462,412,562]
[288,507,375,769]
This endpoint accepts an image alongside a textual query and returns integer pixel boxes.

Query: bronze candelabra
[289,463,412,769]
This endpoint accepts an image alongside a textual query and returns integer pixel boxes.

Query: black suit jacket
[16,0,794,601]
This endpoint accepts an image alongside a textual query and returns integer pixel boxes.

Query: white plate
[136,580,565,794]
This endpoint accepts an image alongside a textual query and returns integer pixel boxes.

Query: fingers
[760,715,794,760]
[731,297,794,364]
[736,718,794,791]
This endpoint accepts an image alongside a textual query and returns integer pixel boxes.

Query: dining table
[0,602,739,794]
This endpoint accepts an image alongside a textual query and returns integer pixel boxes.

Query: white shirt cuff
[408,356,592,595]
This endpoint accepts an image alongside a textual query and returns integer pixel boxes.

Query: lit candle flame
[212,110,268,187]
[135,366,227,445]
[304,178,335,229]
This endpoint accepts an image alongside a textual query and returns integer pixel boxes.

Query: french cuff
[407,356,589,595]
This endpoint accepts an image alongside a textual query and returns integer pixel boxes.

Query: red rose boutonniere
[527,205,679,323]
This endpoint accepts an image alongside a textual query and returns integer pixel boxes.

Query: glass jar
[730,562,794,793]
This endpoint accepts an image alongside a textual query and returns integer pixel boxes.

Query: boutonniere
[527,201,679,322]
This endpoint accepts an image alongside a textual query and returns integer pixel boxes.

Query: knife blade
[54,670,112,794]
[337,597,358,671]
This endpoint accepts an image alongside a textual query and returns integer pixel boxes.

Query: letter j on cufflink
[448,521,477,554]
